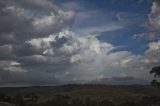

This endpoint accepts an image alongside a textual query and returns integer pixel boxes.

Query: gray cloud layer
[0,0,75,45]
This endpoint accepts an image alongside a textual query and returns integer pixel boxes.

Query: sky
[0,0,160,86]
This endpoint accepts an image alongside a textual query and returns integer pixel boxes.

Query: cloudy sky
[0,0,160,86]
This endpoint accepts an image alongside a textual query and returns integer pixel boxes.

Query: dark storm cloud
[13,43,42,57]
[52,36,68,48]
[0,0,75,57]
[0,67,61,86]
[0,45,13,60]
[0,3,32,44]
[0,0,75,86]
[0,58,66,86]
[0,0,75,45]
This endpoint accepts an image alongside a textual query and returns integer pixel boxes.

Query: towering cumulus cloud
[0,0,159,86]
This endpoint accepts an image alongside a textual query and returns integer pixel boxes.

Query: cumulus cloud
[0,27,140,85]
[149,0,160,30]
[133,0,160,40]
[1,27,159,85]
[0,0,159,86]
[145,40,160,64]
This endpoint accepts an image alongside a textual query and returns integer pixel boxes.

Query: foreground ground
[0,85,160,106]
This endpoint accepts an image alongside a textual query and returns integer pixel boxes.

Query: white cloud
[24,55,48,63]
[147,40,160,51]
[43,49,54,56]
[145,40,160,64]
[3,5,25,16]
[72,10,124,34]
[21,30,160,84]
[70,54,82,63]
[33,13,57,30]
[0,61,26,73]
[76,23,124,34]
[32,8,75,31]
[149,0,160,30]
[58,10,75,21]
[59,30,114,63]
[1,28,159,85]
[26,35,53,49]
[132,0,160,40]
[10,61,21,66]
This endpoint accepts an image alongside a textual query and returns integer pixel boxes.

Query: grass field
[0,84,160,105]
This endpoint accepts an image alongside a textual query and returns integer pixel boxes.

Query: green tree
[150,66,160,88]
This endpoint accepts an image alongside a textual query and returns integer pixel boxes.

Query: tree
[151,79,160,88]
[150,66,160,88]
[150,66,160,77]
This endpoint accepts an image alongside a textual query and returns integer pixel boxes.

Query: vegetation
[0,85,160,106]
[150,66,160,88]
[0,93,160,106]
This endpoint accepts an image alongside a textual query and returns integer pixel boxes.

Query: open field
[0,85,160,106]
